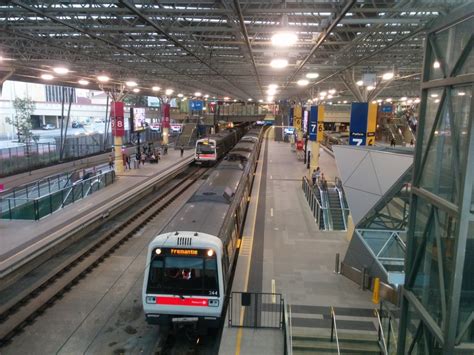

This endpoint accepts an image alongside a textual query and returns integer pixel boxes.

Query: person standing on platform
[164,145,168,155]
[108,154,114,170]
[126,155,131,169]
[390,138,396,147]
[135,151,141,169]
[180,145,184,157]
[312,169,317,185]
[141,152,146,165]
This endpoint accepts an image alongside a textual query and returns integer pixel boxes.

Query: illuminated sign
[171,249,198,256]
[133,107,146,132]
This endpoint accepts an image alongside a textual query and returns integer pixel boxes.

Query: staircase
[175,123,197,148]
[289,305,381,354]
[292,331,380,354]
[327,188,346,230]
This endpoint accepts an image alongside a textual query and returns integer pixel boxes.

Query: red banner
[162,103,170,129]
[111,101,125,137]
[157,296,209,307]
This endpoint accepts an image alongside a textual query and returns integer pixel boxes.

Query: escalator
[312,186,326,230]
[327,188,346,230]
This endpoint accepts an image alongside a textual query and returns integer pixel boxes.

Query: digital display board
[133,107,146,131]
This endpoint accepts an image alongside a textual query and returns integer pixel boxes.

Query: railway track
[0,166,208,347]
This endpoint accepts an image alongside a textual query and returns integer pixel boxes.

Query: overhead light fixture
[182,97,187,101]
[195,92,202,97]
[386,98,392,102]
[371,100,377,104]
[270,58,288,69]
[204,94,209,98]
[152,86,160,92]
[133,88,140,93]
[435,99,440,103]
[258,99,263,103]
[53,67,69,75]
[433,61,440,69]
[328,89,336,95]
[165,88,174,95]
[78,79,89,85]
[382,72,394,80]
[328,95,333,99]
[224,96,230,101]
[430,93,439,98]
[356,80,363,86]
[400,96,407,101]
[414,98,421,103]
[320,91,327,97]
[177,93,184,98]
[233,99,238,102]
[458,92,466,96]
[343,100,348,104]
[297,79,309,86]
[126,81,137,87]
[407,99,413,104]
[267,88,277,95]
[377,99,383,103]
[41,74,54,80]
[306,73,319,79]
[268,84,279,89]
[367,85,375,91]
[97,75,109,82]
[271,31,298,47]
[248,98,253,101]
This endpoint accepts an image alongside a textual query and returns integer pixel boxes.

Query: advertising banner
[190,100,203,111]
[133,107,146,132]
[294,105,302,131]
[111,101,125,137]
[349,103,368,146]
[309,106,318,141]
[162,103,170,129]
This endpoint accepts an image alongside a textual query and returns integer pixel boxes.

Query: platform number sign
[349,103,368,146]
[111,101,125,137]
[309,106,318,141]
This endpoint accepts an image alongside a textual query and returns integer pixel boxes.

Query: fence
[0,130,161,176]
[0,169,115,220]
[228,292,283,329]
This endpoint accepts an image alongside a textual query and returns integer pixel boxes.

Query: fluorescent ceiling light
[268,84,278,89]
[356,80,363,86]
[41,74,54,80]
[328,89,336,95]
[320,91,327,97]
[458,92,466,96]
[248,98,253,101]
[177,93,184,98]
[126,81,137,87]
[152,86,160,92]
[133,88,140,93]
[204,94,209,98]
[194,92,202,97]
[371,100,377,104]
[433,61,440,69]
[270,58,288,69]
[224,97,230,100]
[386,98,392,102]
[306,73,319,79]
[53,67,69,75]
[327,95,333,99]
[430,93,439,98]
[343,100,348,104]
[258,99,263,103]
[297,79,309,86]
[382,72,394,80]
[97,75,109,82]
[271,31,297,47]
[400,97,407,101]
[367,85,375,90]
[78,79,89,85]
[165,88,174,95]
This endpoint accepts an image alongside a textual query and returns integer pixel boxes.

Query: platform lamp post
[99,82,127,174]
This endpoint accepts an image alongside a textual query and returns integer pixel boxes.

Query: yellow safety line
[235,130,268,355]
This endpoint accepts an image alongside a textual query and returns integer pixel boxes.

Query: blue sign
[190,100,203,111]
[309,106,318,141]
[349,103,368,146]
[382,105,392,113]
[289,107,294,126]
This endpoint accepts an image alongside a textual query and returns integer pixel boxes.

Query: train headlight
[155,248,162,255]
[207,249,214,257]
[146,296,156,304]
[208,299,219,307]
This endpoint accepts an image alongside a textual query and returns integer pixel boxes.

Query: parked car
[72,121,84,128]
[42,123,56,130]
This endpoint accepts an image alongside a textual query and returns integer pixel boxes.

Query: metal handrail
[330,307,341,355]
[283,300,293,355]
[375,309,389,354]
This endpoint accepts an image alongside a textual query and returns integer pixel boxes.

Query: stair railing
[283,300,293,355]
[330,306,341,355]
[374,309,389,355]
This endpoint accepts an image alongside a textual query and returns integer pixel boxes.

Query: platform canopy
[332,145,413,226]
[0,1,464,102]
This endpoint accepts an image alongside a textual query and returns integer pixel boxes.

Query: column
[111,101,125,173]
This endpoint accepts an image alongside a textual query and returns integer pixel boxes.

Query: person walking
[135,151,141,169]
[164,145,168,155]
[126,155,131,169]
[140,152,146,165]
[180,145,184,157]
[390,138,396,148]
[312,169,317,185]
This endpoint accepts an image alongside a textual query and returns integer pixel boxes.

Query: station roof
[0,1,466,103]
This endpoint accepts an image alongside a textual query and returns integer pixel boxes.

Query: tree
[7,97,35,143]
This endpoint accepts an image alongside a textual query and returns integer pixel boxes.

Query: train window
[146,255,219,296]
[196,142,215,154]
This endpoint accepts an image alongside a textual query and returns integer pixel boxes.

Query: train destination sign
[170,249,199,256]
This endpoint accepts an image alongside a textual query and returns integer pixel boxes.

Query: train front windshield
[147,251,219,297]
[196,142,215,155]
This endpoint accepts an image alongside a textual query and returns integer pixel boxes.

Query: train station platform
[219,132,376,354]
[0,149,194,279]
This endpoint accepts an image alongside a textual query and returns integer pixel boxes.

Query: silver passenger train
[194,127,245,165]
[143,128,263,330]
